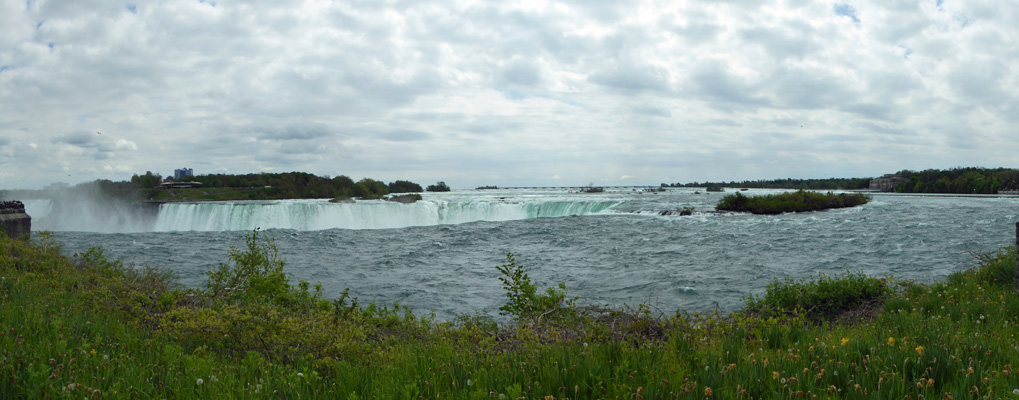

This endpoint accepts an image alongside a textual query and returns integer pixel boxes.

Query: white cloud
[1,0,1017,189]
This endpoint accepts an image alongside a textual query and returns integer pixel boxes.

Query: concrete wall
[0,201,31,239]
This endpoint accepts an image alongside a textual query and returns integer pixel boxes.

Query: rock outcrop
[0,201,31,239]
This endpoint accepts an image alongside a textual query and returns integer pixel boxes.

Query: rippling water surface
[34,189,1019,320]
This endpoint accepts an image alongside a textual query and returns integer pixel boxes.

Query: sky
[1,0,1017,190]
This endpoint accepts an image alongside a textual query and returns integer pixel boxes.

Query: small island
[715,190,870,214]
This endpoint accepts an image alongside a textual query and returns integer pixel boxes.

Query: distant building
[174,167,194,180]
[869,174,907,192]
[44,182,70,191]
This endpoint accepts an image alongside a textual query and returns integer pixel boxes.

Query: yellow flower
[915,345,924,355]
[704,387,713,397]
[773,371,780,380]
[887,337,895,346]
[90,349,96,355]
[841,337,849,346]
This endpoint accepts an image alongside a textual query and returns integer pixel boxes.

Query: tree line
[662,177,872,190]
[892,167,1019,194]
[130,171,449,200]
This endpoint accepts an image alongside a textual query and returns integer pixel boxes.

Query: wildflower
[916,345,924,355]
[841,337,849,346]
[704,387,713,397]
[1012,388,1018,395]
[196,378,204,386]
[887,337,895,346]
[297,373,304,378]
[90,349,96,355]
[773,371,780,380]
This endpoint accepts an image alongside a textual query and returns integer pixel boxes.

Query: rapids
[24,188,1019,320]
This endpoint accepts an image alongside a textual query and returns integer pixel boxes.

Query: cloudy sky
[1,0,1016,189]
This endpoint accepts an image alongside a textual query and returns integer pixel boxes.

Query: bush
[743,270,890,322]
[206,229,324,309]
[495,253,572,322]
[948,246,1017,287]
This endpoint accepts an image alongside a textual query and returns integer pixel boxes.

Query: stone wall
[0,200,31,239]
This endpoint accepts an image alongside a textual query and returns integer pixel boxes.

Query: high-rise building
[174,167,194,180]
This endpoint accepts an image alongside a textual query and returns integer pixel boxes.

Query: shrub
[947,246,1017,287]
[496,253,572,322]
[206,229,324,309]
[743,270,890,322]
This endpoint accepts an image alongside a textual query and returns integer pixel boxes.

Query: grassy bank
[148,187,285,202]
[3,231,1018,399]
[716,190,870,214]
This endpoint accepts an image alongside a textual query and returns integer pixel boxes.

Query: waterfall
[152,198,621,232]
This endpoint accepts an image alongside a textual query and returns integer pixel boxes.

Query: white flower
[466,379,473,387]
[1013,388,1019,396]
[196,378,204,386]
[297,373,304,378]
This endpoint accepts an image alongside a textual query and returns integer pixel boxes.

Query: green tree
[388,180,423,193]
[426,181,451,192]
[352,178,389,199]
[130,171,162,188]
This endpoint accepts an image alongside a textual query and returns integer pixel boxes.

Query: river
[22,188,1019,321]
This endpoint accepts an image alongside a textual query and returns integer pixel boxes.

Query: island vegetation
[716,190,870,214]
[426,181,451,192]
[3,228,1018,398]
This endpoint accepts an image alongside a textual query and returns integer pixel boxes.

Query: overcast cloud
[1,0,1016,189]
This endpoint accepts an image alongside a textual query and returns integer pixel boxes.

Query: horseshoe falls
[152,197,622,232]
[34,189,1019,321]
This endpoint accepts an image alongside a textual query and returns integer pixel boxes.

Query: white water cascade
[153,197,621,232]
